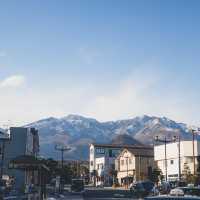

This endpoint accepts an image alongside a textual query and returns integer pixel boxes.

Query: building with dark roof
[116,148,154,186]
[89,138,153,186]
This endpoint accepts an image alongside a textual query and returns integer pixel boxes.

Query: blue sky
[0,0,200,126]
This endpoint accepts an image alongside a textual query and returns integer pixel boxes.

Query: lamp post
[154,136,176,182]
[55,144,70,193]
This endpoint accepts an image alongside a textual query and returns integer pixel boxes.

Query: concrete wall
[154,140,200,180]
[4,127,28,189]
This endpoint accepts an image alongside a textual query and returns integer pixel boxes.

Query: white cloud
[81,67,200,126]
[0,66,199,127]
[0,75,25,88]
[83,67,160,121]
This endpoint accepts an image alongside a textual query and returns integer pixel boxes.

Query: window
[121,160,124,166]
[90,161,93,166]
[112,149,120,157]
[170,160,174,165]
[96,148,105,154]
[109,149,112,157]
[129,158,132,164]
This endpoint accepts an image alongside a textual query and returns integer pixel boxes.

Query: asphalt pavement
[3,186,139,200]
[47,187,140,200]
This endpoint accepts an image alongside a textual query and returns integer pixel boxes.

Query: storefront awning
[9,155,49,171]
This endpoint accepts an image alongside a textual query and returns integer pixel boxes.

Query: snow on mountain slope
[25,114,199,160]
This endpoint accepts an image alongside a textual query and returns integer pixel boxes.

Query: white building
[89,143,152,186]
[154,140,200,181]
[89,143,121,186]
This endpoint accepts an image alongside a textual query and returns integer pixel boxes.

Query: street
[47,188,138,200]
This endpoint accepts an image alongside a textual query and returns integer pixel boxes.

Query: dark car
[130,181,154,198]
[145,196,200,200]
[70,179,84,193]
[177,187,200,196]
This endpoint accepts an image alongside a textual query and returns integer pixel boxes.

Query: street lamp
[154,136,176,182]
[55,144,71,193]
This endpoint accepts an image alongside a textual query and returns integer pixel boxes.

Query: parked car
[70,179,84,193]
[170,188,185,196]
[145,187,200,200]
[130,180,154,197]
[176,187,200,196]
[145,196,200,200]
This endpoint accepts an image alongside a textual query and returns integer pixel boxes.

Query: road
[47,188,139,200]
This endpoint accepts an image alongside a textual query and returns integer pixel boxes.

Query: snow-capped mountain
[25,114,199,160]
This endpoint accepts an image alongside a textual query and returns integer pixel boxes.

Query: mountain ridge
[25,114,199,160]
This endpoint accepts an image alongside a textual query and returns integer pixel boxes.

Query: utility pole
[155,136,176,182]
[173,135,181,181]
[191,129,196,175]
[55,144,70,193]
[178,136,181,181]
[164,139,167,181]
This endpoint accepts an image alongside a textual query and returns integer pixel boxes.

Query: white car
[170,188,184,196]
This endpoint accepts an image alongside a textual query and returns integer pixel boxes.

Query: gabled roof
[116,147,154,159]
[90,143,152,150]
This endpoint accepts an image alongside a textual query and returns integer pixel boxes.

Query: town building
[0,128,10,179]
[3,127,39,189]
[89,143,153,186]
[154,140,200,181]
[116,147,154,186]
